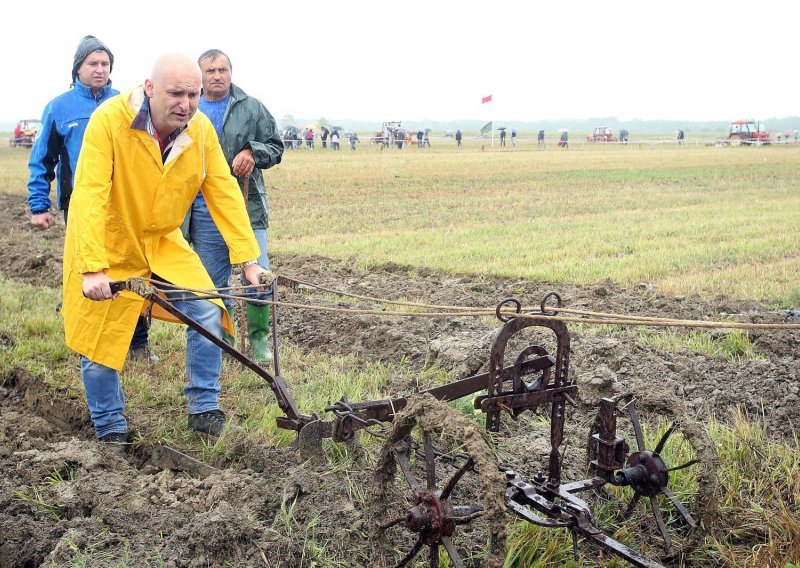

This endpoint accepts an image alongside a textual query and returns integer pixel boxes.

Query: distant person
[305,128,314,148]
[676,129,685,145]
[27,35,156,363]
[331,130,340,150]
[349,132,359,150]
[558,131,569,148]
[321,126,329,148]
[499,128,506,147]
[423,130,431,147]
[416,130,423,148]
[13,122,21,143]
[511,129,517,146]
[455,129,462,147]
[784,130,792,144]
[537,129,545,149]
[619,129,629,144]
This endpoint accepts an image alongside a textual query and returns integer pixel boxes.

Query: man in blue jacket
[27,35,157,362]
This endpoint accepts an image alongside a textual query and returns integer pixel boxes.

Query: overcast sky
[3,0,797,125]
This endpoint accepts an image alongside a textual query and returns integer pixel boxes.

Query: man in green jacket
[184,48,284,363]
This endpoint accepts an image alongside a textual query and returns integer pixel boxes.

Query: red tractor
[585,126,618,143]
[10,119,42,148]
[723,120,770,146]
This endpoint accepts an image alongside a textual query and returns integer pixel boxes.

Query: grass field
[265,141,800,306]
[1,140,799,566]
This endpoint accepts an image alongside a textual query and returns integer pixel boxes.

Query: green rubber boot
[246,304,273,364]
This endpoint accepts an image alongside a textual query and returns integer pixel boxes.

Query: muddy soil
[0,191,797,567]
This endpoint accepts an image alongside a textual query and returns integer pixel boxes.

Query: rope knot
[127,277,157,300]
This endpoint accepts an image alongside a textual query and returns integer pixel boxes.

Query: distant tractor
[10,118,42,148]
[722,120,770,146]
[585,126,618,143]
[372,121,409,148]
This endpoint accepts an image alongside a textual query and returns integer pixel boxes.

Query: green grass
[261,143,800,306]
[706,411,800,566]
[636,328,762,361]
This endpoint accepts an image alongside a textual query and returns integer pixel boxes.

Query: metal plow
[116,279,716,567]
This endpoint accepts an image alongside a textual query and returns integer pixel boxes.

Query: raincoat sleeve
[68,111,113,274]
[199,120,261,264]
[27,103,59,214]
[246,102,283,170]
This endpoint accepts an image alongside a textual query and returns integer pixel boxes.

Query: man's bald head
[150,53,200,84]
[144,53,201,140]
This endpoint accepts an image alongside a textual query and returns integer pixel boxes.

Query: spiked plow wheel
[371,395,508,568]
[587,394,719,558]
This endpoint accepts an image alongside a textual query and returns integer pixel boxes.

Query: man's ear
[143,79,154,98]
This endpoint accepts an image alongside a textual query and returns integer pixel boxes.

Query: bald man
[62,53,269,451]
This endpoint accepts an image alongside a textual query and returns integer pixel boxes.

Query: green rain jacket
[208,83,283,229]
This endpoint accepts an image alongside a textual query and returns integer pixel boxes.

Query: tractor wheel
[730,136,742,147]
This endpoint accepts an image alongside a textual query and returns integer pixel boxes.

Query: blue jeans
[81,289,223,438]
[187,192,270,312]
[130,317,150,349]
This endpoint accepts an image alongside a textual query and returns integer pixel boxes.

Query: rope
[122,276,800,331]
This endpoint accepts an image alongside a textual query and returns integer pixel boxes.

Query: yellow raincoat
[62,87,260,371]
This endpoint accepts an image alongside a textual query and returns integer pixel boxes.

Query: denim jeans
[130,317,150,349]
[187,192,271,312]
[81,289,223,438]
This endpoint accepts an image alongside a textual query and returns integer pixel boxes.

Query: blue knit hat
[72,35,114,85]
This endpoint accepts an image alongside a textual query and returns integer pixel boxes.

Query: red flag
[481,95,493,104]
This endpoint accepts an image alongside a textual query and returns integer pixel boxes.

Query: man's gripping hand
[82,271,119,301]
[242,264,275,291]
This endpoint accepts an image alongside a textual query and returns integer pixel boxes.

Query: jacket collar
[229,83,247,101]
[73,79,113,101]
[125,86,196,168]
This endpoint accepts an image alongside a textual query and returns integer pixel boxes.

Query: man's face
[200,56,232,101]
[144,66,201,137]
[76,51,111,90]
